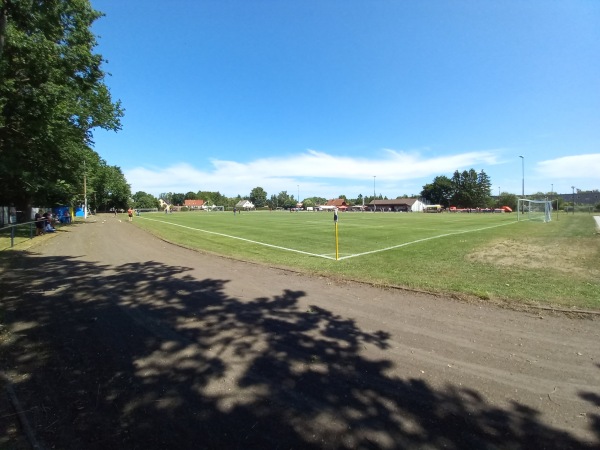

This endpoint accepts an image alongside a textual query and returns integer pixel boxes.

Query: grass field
[129,210,600,310]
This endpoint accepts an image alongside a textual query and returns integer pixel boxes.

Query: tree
[274,191,295,209]
[476,170,492,206]
[0,0,123,213]
[305,196,327,206]
[249,187,267,208]
[420,175,454,207]
[132,191,159,209]
[449,169,491,208]
[171,193,185,206]
[93,163,131,211]
[422,169,492,208]
[498,192,518,211]
[302,198,315,208]
[185,191,198,200]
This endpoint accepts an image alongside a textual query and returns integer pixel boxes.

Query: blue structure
[53,206,72,223]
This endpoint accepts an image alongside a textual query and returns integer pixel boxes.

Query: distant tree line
[140,188,409,211]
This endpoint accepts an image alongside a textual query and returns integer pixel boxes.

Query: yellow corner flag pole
[334,209,339,260]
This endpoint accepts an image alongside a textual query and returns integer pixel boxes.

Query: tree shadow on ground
[0,251,597,449]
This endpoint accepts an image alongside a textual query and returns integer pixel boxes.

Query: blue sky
[90,0,599,201]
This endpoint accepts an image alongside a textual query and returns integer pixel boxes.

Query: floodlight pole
[519,156,524,198]
[373,175,376,211]
[373,176,376,198]
[572,186,575,215]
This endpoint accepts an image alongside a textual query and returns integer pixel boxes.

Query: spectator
[34,212,44,236]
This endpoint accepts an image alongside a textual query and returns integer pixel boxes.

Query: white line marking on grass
[140,217,336,260]
[338,220,516,261]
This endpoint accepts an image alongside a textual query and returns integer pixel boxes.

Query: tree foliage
[0,0,124,211]
[171,193,185,206]
[249,186,267,208]
[132,191,159,209]
[420,176,454,207]
[498,192,518,210]
[421,169,492,208]
[266,191,297,209]
[92,162,130,211]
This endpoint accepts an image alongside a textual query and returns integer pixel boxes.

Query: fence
[0,221,38,250]
[0,213,73,249]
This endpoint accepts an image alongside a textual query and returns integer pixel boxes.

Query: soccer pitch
[132,210,600,309]
[136,210,515,261]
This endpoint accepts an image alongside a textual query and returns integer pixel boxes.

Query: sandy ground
[0,214,599,449]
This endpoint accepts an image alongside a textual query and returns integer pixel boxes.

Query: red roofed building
[325,199,348,210]
[184,199,205,210]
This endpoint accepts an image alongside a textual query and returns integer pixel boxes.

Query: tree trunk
[0,2,8,60]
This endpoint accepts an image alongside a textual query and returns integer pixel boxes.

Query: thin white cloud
[536,154,600,179]
[125,148,500,197]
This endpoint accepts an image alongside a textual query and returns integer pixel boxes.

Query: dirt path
[1,214,598,449]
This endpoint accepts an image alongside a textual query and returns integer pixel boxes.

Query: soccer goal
[517,199,552,222]
[211,206,225,212]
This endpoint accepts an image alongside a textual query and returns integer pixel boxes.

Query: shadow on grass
[0,250,597,449]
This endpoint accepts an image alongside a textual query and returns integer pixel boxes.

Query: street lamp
[518,156,524,198]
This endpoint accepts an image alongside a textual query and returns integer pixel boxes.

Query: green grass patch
[131,210,600,309]
[0,223,38,250]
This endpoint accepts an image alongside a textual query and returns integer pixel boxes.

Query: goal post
[517,199,552,222]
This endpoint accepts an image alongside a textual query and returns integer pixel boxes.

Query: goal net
[210,206,225,212]
[517,199,552,222]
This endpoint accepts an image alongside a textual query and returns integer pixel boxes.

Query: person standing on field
[127,207,133,222]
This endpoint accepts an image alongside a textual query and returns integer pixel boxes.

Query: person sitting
[40,211,55,231]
